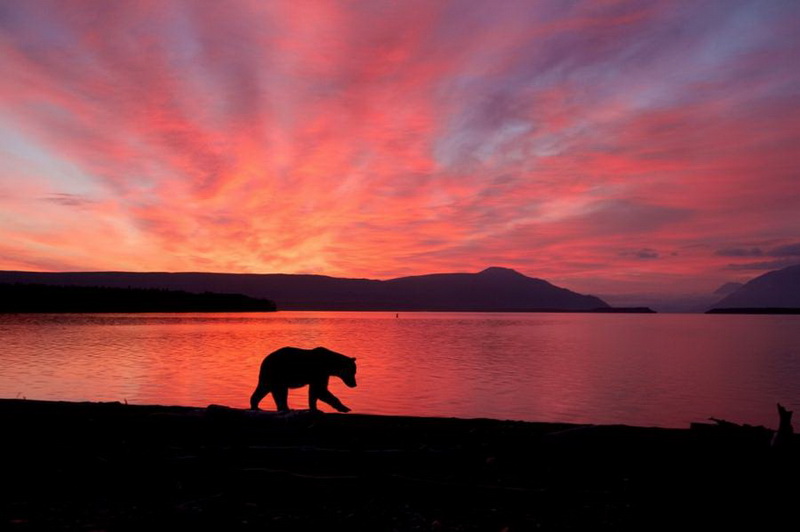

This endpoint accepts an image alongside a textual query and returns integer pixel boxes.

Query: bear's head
[339,357,357,388]
[314,346,358,388]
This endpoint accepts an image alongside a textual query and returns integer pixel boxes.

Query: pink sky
[1,0,798,307]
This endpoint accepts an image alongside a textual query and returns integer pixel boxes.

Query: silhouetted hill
[0,267,609,311]
[381,267,608,310]
[713,282,744,296]
[709,264,800,310]
[0,284,277,313]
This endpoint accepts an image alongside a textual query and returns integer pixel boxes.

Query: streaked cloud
[621,249,660,260]
[725,259,800,272]
[1,0,798,298]
[716,247,764,258]
[770,243,800,257]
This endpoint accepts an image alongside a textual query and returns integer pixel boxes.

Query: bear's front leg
[310,383,350,413]
[309,382,350,412]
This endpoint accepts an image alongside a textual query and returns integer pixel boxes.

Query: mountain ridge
[0,268,609,312]
[710,264,800,309]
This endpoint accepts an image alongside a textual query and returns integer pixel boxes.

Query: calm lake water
[1,311,798,429]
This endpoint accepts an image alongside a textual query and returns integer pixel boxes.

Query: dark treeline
[589,306,656,313]
[0,283,277,313]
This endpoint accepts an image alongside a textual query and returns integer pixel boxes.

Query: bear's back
[261,346,349,381]
[265,346,342,364]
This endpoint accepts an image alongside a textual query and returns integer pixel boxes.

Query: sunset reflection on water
[1,312,799,429]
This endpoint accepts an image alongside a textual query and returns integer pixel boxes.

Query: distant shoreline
[706,307,800,315]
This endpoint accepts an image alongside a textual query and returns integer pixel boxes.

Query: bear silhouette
[249,346,357,412]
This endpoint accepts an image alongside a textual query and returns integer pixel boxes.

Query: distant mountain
[713,282,744,296]
[710,264,800,310]
[0,267,609,311]
[381,267,609,311]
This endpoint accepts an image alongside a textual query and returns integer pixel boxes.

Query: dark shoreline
[1,399,797,531]
[706,307,800,314]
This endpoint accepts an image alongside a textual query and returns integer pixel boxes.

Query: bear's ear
[351,357,357,361]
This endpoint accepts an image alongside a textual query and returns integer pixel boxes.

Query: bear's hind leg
[249,382,270,410]
[308,386,319,412]
[271,386,289,412]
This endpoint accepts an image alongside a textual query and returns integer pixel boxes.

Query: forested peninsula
[0,283,277,313]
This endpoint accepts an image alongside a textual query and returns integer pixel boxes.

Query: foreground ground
[1,399,797,531]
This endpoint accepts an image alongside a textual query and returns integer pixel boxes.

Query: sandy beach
[1,399,796,531]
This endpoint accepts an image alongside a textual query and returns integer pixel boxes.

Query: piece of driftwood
[771,403,794,450]
[690,404,797,455]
